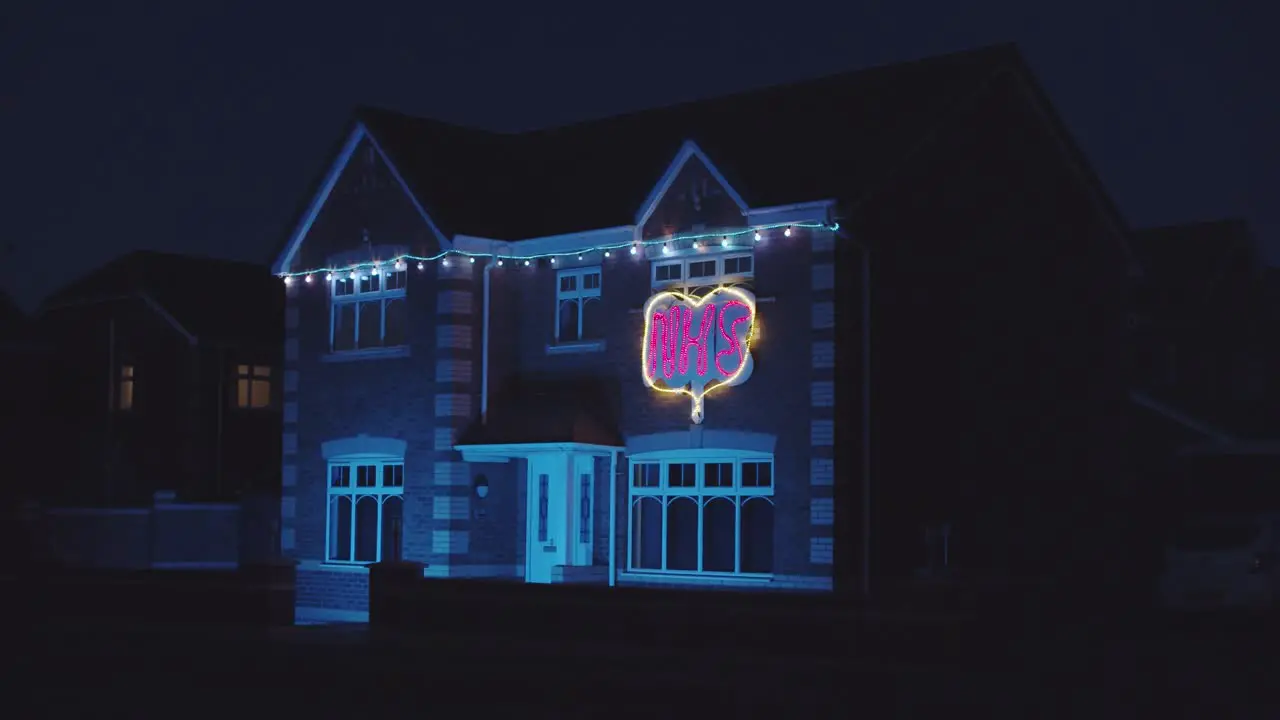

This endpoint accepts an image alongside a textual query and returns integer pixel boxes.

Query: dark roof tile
[41,250,282,346]
[352,44,1023,241]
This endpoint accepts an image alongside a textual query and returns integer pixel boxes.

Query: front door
[526,454,568,583]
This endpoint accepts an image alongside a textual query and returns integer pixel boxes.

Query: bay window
[628,451,774,576]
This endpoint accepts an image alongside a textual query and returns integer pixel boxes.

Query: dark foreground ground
[9,611,1280,719]
[3,569,1277,718]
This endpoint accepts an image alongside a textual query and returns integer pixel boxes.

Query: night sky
[4,0,1273,309]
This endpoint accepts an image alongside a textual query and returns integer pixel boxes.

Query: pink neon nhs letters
[645,294,753,387]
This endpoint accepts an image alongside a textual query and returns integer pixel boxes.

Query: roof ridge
[354,43,1022,138]
[518,43,1020,137]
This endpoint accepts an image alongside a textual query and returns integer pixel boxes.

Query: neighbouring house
[0,289,52,564]
[29,251,284,568]
[273,44,1137,623]
[1126,219,1280,606]
[1128,220,1280,521]
[1130,219,1280,438]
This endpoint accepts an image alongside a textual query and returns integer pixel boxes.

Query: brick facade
[282,63,1133,617]
[284,139,842,614]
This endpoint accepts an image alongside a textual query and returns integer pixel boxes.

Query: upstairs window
[555,267,603,343]
[651,252,753,293]
[235,365,271,409]
[330,267,407,353]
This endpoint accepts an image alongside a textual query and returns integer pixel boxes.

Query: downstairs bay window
[326,458,405,564]
[628,451,774,576]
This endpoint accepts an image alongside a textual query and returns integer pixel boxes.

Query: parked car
[1160,513,1279,611]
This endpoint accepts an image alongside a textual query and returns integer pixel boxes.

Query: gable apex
[272,121,450,276]
[635,140,749,230]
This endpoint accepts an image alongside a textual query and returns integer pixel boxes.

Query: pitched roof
[285,44,1044,256]
[41,250,282,347]
[0,289,25,332]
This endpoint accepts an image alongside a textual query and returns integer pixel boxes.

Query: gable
[638,142,749,240]
[272,124,448,276]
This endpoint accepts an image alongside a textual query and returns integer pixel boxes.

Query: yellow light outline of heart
[640,285,757,419]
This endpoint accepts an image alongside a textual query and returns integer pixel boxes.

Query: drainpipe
[481,258,493,424]
[861,239,871,599]
[215,346,225,498]
[106,314,115,507]
[608,449,619,587]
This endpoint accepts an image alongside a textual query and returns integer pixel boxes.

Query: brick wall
[282,136,451,620]
[498,224,838,590]
[295,566,369,613]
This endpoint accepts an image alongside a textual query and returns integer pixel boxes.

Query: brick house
[1127,220,1280,600]
[28,252,283,568]
[273,44,1136,623]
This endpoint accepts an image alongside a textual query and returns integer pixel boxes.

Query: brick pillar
[368,559,427,626]
[431,260,480,575]
[279,286,300,557]
[808,229,837,575]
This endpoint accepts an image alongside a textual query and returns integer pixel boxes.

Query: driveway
[9,615,1277,718]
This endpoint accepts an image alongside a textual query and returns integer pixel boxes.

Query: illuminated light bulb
[417,262,424,270]
[469,257,476,263]
[304,274,313,283]
[524,259,530,266]
[394,260,405,271]
[784,226,792,237]
[325,273,334,282]
[630,245,638,255]
[721,237,731,247]
[350,271,358,279]
[662,244,672,255]
[282,275,293,285]
[550,257,556,264]
[604,251,610,258]
[442,258,450,267]
[497,259,504,266]
[754,231,762,242]
[692,241,700,249]
[577,255,583,261]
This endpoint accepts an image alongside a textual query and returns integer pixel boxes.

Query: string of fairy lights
[280,221,838,285]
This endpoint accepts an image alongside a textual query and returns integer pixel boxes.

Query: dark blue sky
[4,0,1273,309]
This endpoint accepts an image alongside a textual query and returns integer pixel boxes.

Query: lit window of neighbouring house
[117,365,134,411]
[555,267,603,343]
[326,458,405,564]
[235,365,271,408]
[330,266,407,353]
[651,252,753,291]
[628,451,774,576]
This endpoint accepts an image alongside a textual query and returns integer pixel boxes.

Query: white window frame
[234,364,272,409]
[329,268,408,353]
[651,251,754,290]
[554,266,603,343]
[626,449,774,577]
[324,455,405,565]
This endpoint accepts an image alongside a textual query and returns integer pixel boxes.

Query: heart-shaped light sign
[641,286,756,424]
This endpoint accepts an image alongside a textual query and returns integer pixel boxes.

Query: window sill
[546,340,606,355]
[298,560,372,574]
[619,571,773,586]
[322,346,410,363]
